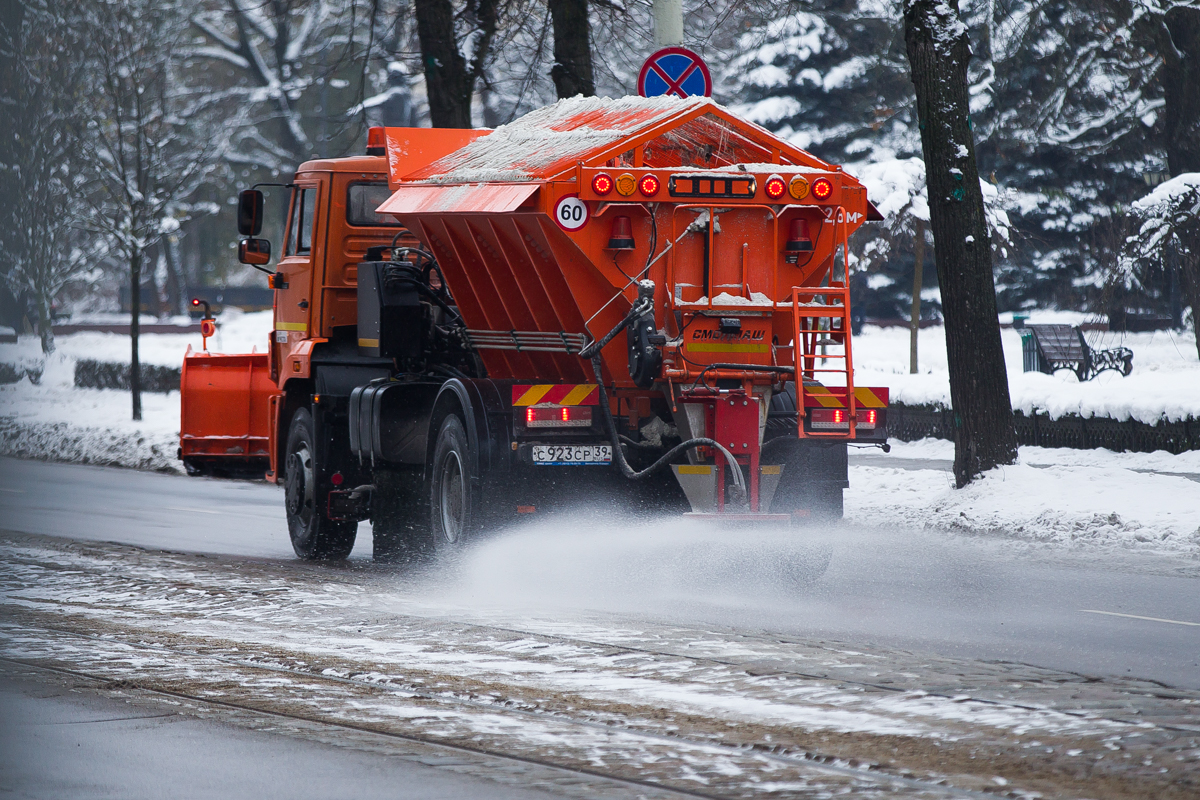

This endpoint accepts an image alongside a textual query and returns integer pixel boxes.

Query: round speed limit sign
[553,195,589,231]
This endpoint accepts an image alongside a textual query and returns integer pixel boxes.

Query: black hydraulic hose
[587,357,746,499]
[578,286,746,499]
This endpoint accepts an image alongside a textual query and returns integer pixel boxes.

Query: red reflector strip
[512,384,599,406]
[524,406,593,428]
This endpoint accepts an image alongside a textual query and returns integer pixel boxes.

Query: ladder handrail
[790,207,856,440]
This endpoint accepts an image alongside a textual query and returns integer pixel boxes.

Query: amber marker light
[592,173,614,196]
[638,174,660,197]
[811,177,834,201]
[764,175,787,200]
[789,176,810,200]
[615,173,637,197]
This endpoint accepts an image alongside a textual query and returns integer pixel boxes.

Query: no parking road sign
[637,47,712,99]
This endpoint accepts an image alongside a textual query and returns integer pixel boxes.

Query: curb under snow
[0,417,183,474]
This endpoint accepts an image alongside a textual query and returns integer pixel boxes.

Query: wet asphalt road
[0,455,1197,692]
[0,661,562,800]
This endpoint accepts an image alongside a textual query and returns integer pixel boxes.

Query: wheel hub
[439,451,465,543]
[285,446,314,521]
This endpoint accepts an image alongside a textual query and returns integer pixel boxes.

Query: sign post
[637,47,712,99]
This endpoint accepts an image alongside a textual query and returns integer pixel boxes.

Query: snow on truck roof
[392,95,837,187]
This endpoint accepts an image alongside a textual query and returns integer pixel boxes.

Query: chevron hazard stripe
[801,386,889,408]
[512,384,599,406]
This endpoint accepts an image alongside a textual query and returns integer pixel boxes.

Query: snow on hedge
[854,322,1200,424]
[849,439,1200,557]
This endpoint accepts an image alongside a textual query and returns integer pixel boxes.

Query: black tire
[764,383,846,522]
[371,467,429,562]
[429,415,476,552]
[284,408,357,560]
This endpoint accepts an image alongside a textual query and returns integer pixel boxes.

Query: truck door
[273,177,326,361]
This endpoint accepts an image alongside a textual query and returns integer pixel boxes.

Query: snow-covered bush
[1120,173,1200,353]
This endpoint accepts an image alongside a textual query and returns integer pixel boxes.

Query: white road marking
[163,506,221,515]
[0,488,26,493]
[1080,609,1199,627]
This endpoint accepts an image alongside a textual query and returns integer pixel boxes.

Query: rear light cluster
[524,406,593,428]
[809,408,879,430]
[593,172,660,198]
[591,171,836,202]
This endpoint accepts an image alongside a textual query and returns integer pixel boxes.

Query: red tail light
[764,175,787,199]
[810,407,880,429]
[592,173,614,196]
[638,174,660,197]
[811,177,834,201]
[524,406,593,428]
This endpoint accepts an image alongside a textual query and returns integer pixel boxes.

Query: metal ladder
[790,208,856,440]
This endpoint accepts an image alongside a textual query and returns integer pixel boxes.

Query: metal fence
[887,403,1200,454]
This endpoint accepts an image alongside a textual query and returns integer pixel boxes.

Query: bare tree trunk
[549,0,594,99]
[130,247,142,422]
[909,218,925,374]
[163,229,187,315]
[904,0,1016,486]
[1158,8,1200,176]
[36,289,55,355]
[413,0,473,127]
[1156,7,1200,356]
[1177,228,1200,361]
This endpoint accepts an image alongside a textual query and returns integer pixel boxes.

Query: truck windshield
[347,182,395,227]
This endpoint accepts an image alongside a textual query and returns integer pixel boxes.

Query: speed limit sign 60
[554,195,589,231]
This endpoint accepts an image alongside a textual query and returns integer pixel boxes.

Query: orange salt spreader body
[180,96,890,561]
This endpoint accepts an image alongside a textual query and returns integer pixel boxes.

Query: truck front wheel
[284,408,357,560]
[429,415,476,552]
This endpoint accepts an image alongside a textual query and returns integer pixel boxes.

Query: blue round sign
[637,47,712,99]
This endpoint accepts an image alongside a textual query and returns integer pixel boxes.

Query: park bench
[1021,324,1133,381]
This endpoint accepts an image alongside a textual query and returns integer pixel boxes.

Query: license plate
[531,445,612,465]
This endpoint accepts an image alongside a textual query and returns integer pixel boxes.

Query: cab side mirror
[237,189,264,236]
[238,238,271,265]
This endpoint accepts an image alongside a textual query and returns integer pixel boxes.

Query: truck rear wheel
[764,383,847,522]
[284,408,357,560]
[429,415,476,552]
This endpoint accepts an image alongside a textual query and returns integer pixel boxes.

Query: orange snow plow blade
[179,346,275,476]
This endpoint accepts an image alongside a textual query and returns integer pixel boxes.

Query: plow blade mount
[180,347,274,476]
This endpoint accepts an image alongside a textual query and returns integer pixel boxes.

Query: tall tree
[903,0,1017,486]
[413,0,501,127]
[1152,4,1200,175]
[187,0,382,169]
[0,0,89,354]
[549,0,594,98]
[79,0,218,420]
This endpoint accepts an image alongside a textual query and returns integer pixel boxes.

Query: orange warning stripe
[512,384,599,406]
[801,386,889,408]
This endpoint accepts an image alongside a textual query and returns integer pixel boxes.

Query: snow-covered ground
[849,439,1200,557]
[2,311,1198,554]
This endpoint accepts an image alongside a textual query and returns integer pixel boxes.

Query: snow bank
[0,311,272,473]
[854,322,1200,423]
[847,453,1200,557]
[0,375,181,473]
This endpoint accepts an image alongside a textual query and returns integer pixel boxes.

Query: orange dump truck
[180,96,889,560]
